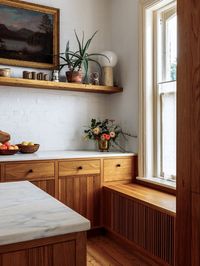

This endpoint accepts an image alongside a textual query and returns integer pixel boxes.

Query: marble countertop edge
[0,150,136,162]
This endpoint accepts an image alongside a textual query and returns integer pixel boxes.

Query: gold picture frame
[0,0,59,69]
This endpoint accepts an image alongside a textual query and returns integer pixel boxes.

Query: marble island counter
[0,181,90,265]
[0,181,90,246]
[0,150,135,162]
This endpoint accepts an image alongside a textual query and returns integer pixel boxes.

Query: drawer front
[103,158,133,182]
[59,160,100,176]
[4,162,55,181]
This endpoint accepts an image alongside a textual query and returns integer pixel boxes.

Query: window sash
[138,0,177,183]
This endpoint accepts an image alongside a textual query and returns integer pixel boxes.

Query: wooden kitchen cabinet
[0,154,137,229]
[58,160,101,228]
[1,161,56,197]
[103,157,135,183]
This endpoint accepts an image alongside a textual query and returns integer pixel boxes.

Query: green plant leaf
[65,41,70,62]
[59,64,68,72]
[82,31,85,50]
[74,30,83,56]
[60,56,70,63]
[83,59,89,81]
[82,31,98,57]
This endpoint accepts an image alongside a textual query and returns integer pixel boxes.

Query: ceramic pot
[66,71,83,83]
[98,139,109,152]
[0,68,11,77]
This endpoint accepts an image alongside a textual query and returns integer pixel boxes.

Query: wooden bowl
[18,144,40,154]
[0,149,19,155]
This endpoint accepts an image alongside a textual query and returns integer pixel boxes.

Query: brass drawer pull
[116,164,121,168]
[77,166,83,170]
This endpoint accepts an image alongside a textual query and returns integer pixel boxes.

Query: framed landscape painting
[0,0,59,69]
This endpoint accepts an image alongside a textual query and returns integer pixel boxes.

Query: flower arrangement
[84,119,136,152]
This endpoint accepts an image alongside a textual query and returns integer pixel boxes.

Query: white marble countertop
[0,150,135,162]
[0,181,90,245]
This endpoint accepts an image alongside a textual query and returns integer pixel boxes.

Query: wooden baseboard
[104,228,172,266]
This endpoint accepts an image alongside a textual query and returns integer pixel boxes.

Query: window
[138,0,177,187]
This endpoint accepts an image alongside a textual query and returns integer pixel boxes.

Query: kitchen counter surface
[0,150,135,162]
[0,181,90,245]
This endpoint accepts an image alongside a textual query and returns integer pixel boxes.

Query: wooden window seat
[103,183,176,266]
[103,183,176,217]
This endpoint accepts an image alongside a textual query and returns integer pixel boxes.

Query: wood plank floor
[87,236,160,266]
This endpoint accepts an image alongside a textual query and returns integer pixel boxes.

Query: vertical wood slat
[58,174,101,227]
[103,188,175,265]
[31,180,55,197]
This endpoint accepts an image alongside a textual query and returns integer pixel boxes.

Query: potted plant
[59,31,109,83]
[84,119,137,152]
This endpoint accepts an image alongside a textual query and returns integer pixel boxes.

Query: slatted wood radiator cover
[103,185,175,266]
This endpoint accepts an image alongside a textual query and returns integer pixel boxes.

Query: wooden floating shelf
[0,77,123,94]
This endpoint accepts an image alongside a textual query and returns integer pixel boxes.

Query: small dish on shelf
[0,149,19,156]
[17,144,40,154]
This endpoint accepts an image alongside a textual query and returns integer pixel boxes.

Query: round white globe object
[99,51,118,67]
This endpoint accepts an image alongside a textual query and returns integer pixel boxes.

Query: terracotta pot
[66,71,83,83]
[98,139,109,152]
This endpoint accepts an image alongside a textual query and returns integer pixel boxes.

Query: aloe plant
[59,30,109,81]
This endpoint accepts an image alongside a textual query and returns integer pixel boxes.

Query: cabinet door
[2,162,56,197]
[31,179,55,197]
[58,174,101,227]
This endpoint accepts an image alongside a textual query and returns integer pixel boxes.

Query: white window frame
[138,0,176,189]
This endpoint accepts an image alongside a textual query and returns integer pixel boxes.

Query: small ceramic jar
[0,68,11,77]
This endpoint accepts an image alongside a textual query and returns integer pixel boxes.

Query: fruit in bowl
[21,141,35,146]
[18,142,40,154]
[0,142,19,155]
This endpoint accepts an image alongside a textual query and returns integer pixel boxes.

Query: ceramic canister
[0,68,11,77]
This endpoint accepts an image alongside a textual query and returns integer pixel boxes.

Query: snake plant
[59,30,109,80]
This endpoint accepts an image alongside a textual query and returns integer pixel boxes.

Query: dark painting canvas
[0,2,59,68]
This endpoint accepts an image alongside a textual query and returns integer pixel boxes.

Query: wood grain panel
[59,160,100,176]
[0,232,86,266]
[176,0,200,265]
[1,251,27,266]
[192,193,200,266]
[103,187,175,265]
[28,246,53,266]
[103,158,133,182]
[53,241,76,266]
[4,162,54,181]
[31,180,55,197]
[58,175,101,227]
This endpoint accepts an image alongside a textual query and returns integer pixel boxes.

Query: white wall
[0,0,112,151]
[108,0,139,152]
[0,0,139,152]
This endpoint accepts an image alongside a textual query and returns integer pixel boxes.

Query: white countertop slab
[0,181,90,245]
[0,150,135,162]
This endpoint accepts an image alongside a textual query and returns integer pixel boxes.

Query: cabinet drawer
[4,162,55,181]
[59,160,100,176]
[103,158,133,182]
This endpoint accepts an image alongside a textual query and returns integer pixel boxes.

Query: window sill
[136,177,176,195]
